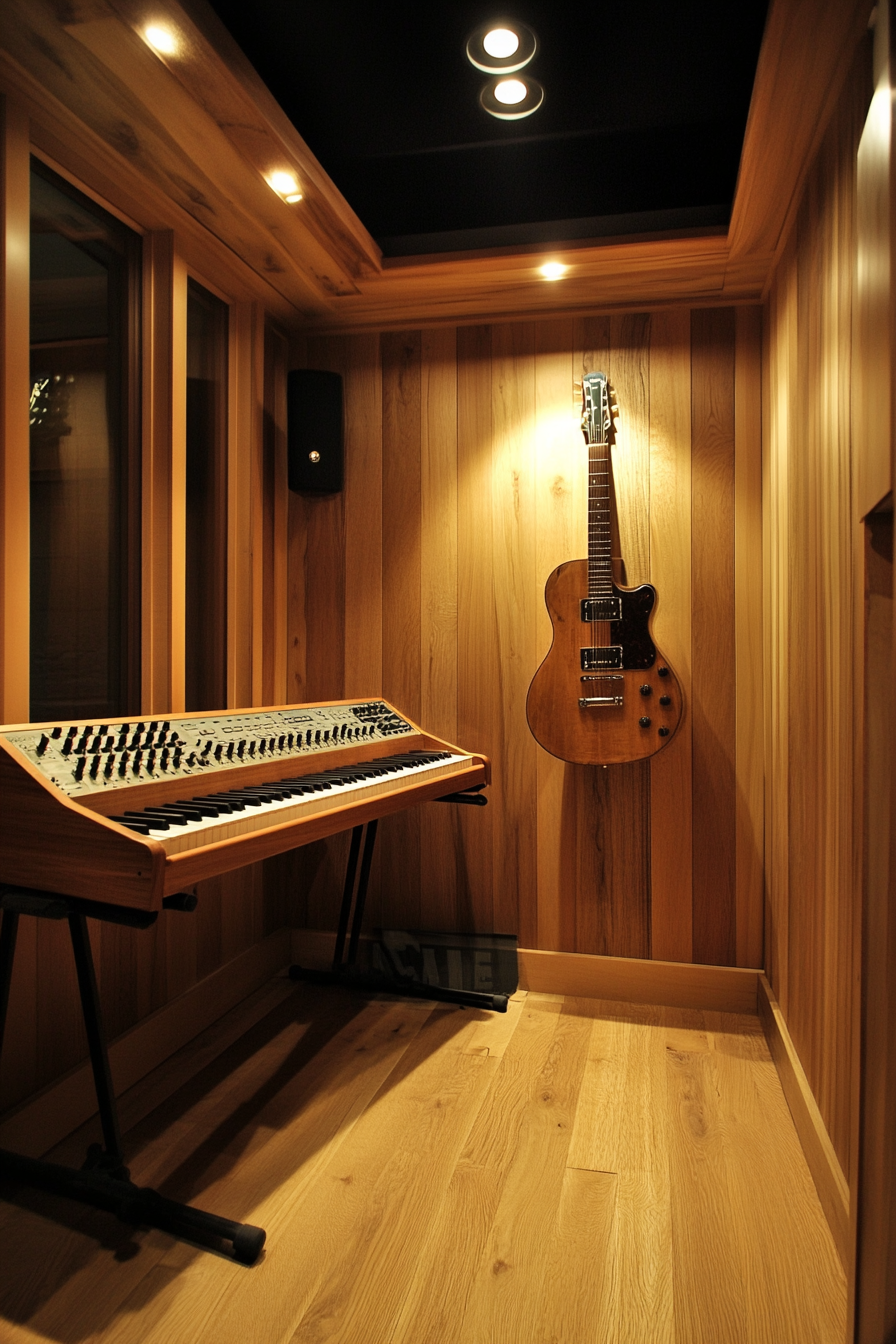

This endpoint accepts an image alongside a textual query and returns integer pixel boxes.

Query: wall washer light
[267,171,303,202]
[144,24,178,54]
[540,262,568,280]
[480,76,544,120]
[466,20,537,73]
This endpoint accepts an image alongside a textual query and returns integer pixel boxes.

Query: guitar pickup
[579,675,623,708]
[581,646,623,671]
[581,597,621,622]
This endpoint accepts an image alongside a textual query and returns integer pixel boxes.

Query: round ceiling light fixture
[466,19,537,73]
[539,262,568,280]
[480,76,544,120]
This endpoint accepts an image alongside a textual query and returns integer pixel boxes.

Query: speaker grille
[287,369,344,493]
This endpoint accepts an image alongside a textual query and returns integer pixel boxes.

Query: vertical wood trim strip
[0,96,29,724]
[734,305,765,968]
[491,321,538,942]
[142,231,175,714]
[343,332,383,698]
[691,307,737,965]
[169,251,188,712]
[226,300,260,710]
[382,330,422,929]
[649,307,694,964]
[262,321,289,705]
[420,326,460,930]
[534,320,578,951]
[457,325,495,932]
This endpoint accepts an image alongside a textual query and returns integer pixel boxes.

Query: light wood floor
[0,980,846,1344]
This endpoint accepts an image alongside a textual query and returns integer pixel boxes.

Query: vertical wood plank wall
[288,310,764,968]
[763,44,870,1185]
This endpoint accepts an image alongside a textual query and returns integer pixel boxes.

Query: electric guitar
[526,372,683,765]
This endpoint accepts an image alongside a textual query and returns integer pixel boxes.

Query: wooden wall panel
[691,309,737,966]
[649,309,694,964]
[533,319,579,952]
[763,44,869,1188]
[419,326,461,931]
[457,325,498,934]
[287,308,762,968]
[381,330,423,930]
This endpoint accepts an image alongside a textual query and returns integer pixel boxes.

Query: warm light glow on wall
[267,171,303,203]
[540,262,568,280]
[144,24,178,55]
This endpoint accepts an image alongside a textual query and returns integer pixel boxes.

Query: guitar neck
[587,437,613,598]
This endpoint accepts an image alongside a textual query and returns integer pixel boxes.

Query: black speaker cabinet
[287,369,344,493]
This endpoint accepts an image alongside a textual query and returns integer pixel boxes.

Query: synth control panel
[2,701,416,800]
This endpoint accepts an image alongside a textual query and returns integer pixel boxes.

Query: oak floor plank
[439,1004,592,1344]
[567,1000,675,1344]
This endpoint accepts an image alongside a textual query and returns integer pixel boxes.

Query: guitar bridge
[579,675,623,708]
[581,597,621,622]
[581,646,623,671]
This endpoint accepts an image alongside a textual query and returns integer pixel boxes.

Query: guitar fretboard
[587,438,613,598]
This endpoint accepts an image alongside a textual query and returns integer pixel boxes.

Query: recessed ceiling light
[144,24,178,55]
[466,20,537,74]
[494,78,527,105]
[267,171,303,202]
[540,262,568,280]
[483,28,520,59]
[480,76,544,120]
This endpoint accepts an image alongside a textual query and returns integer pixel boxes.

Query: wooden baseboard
[290,930,761,1014]
[518,948,761,1012]
[0,927,293,1157]
[757,974,850,1271]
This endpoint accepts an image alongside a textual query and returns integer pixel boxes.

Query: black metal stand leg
[331,825,364,971]
[68,913,123,1167]
[289,818,507,1011]
[346,819,377,968]
[0,887,266,1264]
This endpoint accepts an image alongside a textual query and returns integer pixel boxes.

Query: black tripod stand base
[0,1147,266,1265]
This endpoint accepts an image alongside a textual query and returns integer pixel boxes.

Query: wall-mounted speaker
[287,369,344,493]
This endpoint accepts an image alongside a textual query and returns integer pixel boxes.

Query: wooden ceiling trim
[106,0,382,280]
[727,0,873,266]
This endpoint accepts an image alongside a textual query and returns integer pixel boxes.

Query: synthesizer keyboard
[0,699,489,910]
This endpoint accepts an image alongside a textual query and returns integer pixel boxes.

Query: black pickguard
[582,583,656,669]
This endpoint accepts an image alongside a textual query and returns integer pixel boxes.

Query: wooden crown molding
[0,0,875,331]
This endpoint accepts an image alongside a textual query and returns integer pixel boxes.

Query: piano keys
[0,699,490,910]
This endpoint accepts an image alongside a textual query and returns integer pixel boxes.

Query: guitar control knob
[658,727,670,737]
[639,716,651,728]
[37,734,50,755]
[639,684,652,697]
[657,666,669,677]
[659,695,671,706]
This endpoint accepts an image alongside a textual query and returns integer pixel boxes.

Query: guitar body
[526,559,683,765]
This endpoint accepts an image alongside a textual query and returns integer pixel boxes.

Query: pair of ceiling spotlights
[466,20,543,120]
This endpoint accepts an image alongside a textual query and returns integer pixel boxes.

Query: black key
[108,815,153,835]
[123,810,171,831]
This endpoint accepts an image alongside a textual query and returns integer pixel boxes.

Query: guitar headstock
[580,372,619,446]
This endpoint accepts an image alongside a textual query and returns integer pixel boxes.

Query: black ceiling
[206,1,770,258]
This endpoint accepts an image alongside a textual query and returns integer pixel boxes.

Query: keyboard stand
[0,884,266,1264]
[289,788,509,1012]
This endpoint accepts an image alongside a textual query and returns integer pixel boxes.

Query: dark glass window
[29,161,140,722]
[185,278,228,712]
